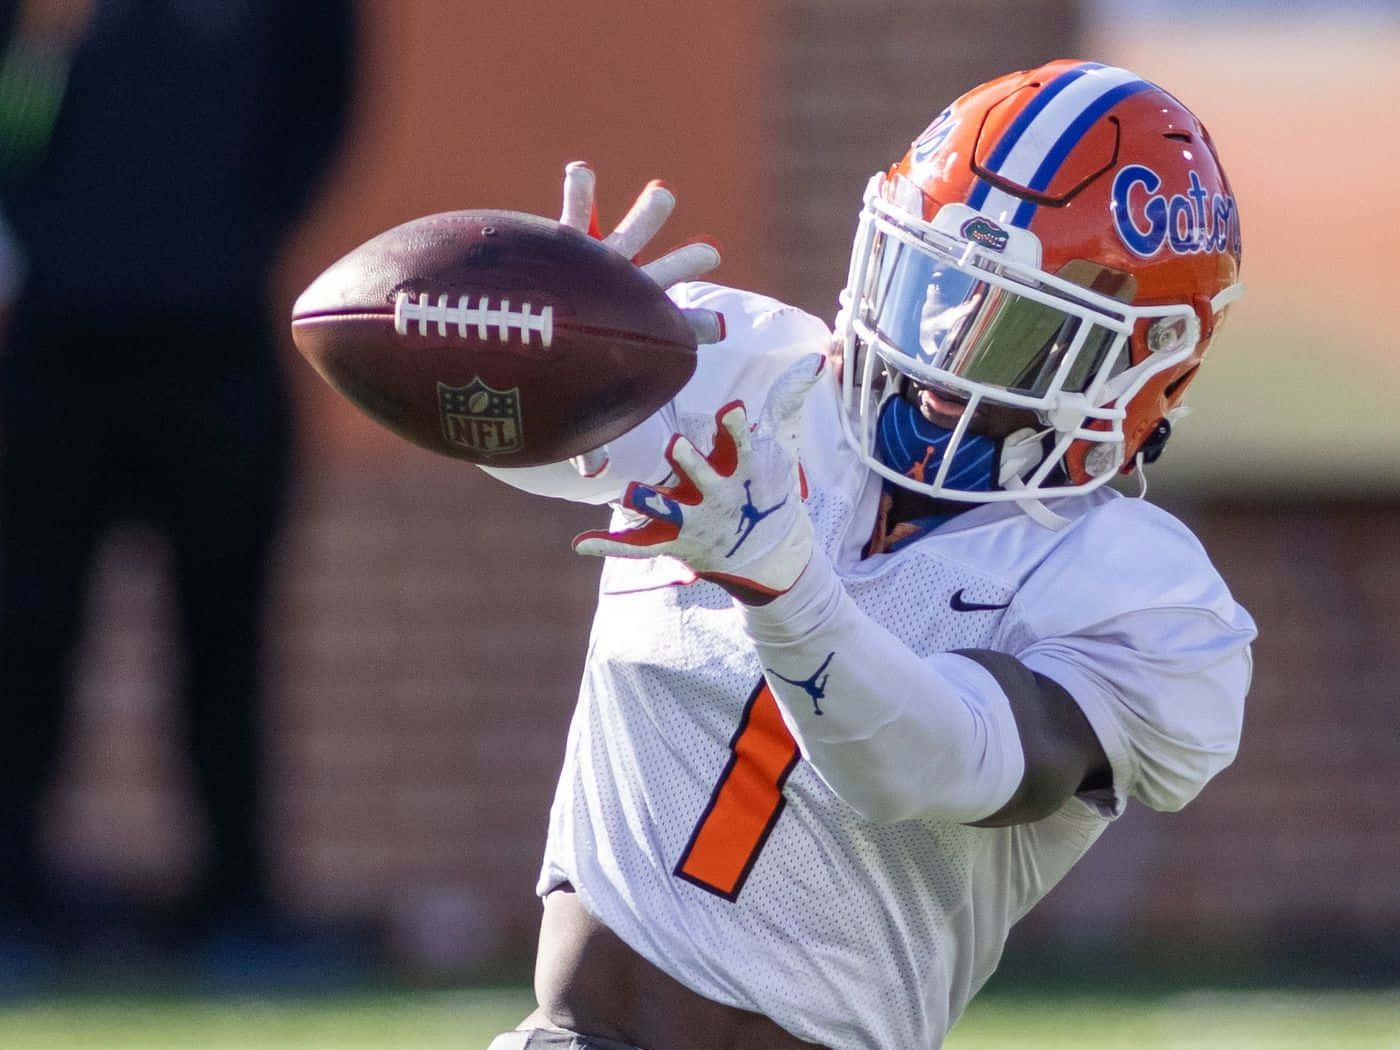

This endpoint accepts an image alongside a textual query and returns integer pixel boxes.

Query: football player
[480,60,1255,1050]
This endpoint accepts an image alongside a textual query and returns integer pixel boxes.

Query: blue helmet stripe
[968,63,1104,212]
[1009,77,1156,227]
[981,62,1105,175]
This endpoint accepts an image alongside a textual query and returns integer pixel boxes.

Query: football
[291,210,698,466]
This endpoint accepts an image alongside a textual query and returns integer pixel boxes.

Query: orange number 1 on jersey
[675,680,801,900]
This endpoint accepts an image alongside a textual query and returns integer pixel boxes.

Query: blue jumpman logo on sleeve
[766,650,834,716]
[726,480,788,558]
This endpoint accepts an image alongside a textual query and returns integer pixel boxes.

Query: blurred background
[0,0,1397,1044]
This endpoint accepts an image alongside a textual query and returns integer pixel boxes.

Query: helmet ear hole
[1163,364,1199,401]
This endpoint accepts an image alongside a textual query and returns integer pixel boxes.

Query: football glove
[573,353,826,598]
[559,161,724,477]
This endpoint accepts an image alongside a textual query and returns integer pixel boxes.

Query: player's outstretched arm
[948,649,1110,826]
[741,548,1111,825]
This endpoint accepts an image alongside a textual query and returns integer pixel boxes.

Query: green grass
[0,987,1396,1049]
[0,989,536,1050]
[948,991,1400,1049]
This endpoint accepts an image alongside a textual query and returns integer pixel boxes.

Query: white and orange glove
[573,353,826,598]
[558,161,725,479]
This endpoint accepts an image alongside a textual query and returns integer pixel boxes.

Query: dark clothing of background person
[0,0,355,943]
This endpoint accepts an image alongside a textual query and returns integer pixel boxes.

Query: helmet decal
[969,63,1154,228]
[959,216,1010,252]
[911,108,956,165]
[1112,164,1241,258]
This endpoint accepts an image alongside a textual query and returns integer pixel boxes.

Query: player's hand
[573,353,826,602]
[559,160,723,330]
[560,161,725,477]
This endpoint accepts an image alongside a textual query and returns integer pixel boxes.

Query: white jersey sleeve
[477,282,832,505]
[742,548,1027,825]
[1013,497,1255,814]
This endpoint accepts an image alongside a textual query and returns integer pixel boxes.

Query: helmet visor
[866,231,1135,397]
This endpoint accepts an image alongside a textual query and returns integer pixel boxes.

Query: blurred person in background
[0,0,354,970]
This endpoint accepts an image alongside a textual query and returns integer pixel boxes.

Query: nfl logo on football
[437,378,523,456]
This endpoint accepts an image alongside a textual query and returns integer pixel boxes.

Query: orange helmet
[836,59,1243,508]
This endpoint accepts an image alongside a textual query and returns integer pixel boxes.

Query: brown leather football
[291,210,697,466]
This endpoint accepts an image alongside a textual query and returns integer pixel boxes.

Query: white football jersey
[491,284,1255,1050]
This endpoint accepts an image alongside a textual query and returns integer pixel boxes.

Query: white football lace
[393,291,554,347]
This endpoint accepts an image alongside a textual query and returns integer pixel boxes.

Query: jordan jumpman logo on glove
[573,354,827,597]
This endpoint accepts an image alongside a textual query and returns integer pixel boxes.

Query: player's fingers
[603,180,675,260]
[573,518,679,559]
[763,353,826,444]
[680,307,726,346]
[640,240,721,290]
[653,433,706,504]
[665,432,723,493]
[560,161,597,233]
[713,401,751,472]
[569,445,610,478]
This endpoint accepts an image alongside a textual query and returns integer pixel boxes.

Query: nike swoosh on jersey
[949,588,1012,612]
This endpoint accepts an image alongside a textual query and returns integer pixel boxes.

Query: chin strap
[996,427,1069,530]
[1004,477,1072,530]
[1131,454,1149,499]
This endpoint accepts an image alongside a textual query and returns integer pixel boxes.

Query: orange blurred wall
[278,0,771,465]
